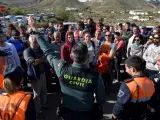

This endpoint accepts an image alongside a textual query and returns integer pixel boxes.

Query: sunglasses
[135,39,140,41]
[105,35,111,37]
[154,37,160,39]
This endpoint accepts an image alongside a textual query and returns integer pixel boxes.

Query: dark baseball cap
[3,64,25,78]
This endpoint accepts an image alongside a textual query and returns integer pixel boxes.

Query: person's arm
[109,43,116,59]
[95,75,106,104]
[61,45,67,61]
[36,35,65,77]
[116,41,124,51]
[25,98,36,120]
[143,46,155,63]
[23,49,35,64]
[112,83,131,119]
[11,44,21,66]
[128,47,131,57]
[28,16,65,77]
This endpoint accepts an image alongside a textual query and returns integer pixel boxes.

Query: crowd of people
[0,16,160,120]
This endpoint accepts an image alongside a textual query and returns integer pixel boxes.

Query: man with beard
[143,33,160,77]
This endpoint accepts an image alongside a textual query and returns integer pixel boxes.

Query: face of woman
[84,33,91,42]
[68,35,74,43]
[134,37,141,44]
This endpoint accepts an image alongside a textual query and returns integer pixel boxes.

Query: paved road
[35,82,121,120]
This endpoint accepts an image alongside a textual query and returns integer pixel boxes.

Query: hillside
[88,0,152,11]
[1,0,84,9]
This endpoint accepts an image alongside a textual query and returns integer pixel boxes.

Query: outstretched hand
[28,16,36,31]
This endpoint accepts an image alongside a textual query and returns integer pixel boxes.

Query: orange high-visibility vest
[0,91,31,120]
[126,77,155,103]
[0,65,6,89]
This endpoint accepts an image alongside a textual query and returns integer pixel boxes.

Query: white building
[88,0,103,2]
[129,10,148,15]
[65,7,79,11]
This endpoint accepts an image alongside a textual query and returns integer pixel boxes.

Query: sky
[78,0,87,2]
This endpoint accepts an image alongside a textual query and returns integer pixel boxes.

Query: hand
[28,16,37,31]
[33,59,41,65]
[112,114,118,120]
[146,40,153,45]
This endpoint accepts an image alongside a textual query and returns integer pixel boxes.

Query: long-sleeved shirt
[0,43,21,66]
[127,35,135,57]
[143,44,160,71]
[35,33,106,111]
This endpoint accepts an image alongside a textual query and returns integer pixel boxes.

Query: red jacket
[61,40,75,64]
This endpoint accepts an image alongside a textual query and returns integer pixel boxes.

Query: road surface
[34,82,121,120]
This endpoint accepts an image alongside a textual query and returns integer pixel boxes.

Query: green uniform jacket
[36,34,106,111]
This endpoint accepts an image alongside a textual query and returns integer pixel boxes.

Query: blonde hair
[3,78,17,94]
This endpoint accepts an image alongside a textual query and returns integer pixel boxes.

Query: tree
[12,7,24,15]
[55,8,75,22]
[56,8,70,21]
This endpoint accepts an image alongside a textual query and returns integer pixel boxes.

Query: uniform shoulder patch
[57,62,62,67]
[118,90,125,97]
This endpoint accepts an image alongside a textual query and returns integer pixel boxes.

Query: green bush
[12,7,24,15]
[55,8,75,22]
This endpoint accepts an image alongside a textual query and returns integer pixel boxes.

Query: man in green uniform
[28,16,106,120]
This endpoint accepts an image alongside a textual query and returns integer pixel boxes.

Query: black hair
[125,55,145,72]
[58,22,63,26]
[77,21,85,29]
[71,42,88,64]
[11,29,20,36]
[105,25,110,31]
[125,22,130,26]
[133,34,144,44]
[131,23,137,28]
[114,32,120,36]
[118,23,123,27]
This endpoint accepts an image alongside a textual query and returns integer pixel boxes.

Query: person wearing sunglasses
[99,31,116,93]
[143,33,160,77]
[143,35,154,51]
[129,34,144,58]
